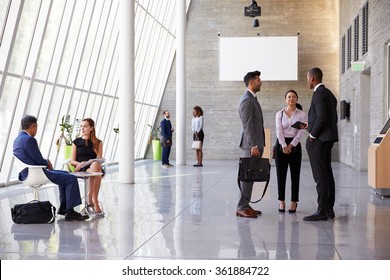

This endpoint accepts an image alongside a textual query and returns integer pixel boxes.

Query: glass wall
[0,0,191,186]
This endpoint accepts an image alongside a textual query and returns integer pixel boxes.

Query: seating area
[1,159,390,260]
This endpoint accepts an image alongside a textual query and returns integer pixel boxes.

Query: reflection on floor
[1,160,390,260]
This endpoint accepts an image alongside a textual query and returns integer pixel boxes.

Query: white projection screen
[219,36,298,81]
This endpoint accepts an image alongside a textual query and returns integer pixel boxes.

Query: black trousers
[275,138,302,202]
[306,137,335,213]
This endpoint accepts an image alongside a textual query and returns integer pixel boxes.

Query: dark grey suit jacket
[239,90,265,151]
[308,85,338,142]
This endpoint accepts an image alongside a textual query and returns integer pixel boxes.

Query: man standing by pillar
[304,67,338,221]
[160,110,174,168]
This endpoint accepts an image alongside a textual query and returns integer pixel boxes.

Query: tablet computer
[291,121,306,129]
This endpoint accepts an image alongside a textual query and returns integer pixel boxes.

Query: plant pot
[152,140,162,161]
[63,145,75,172]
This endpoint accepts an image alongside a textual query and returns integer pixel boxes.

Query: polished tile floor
[0,159,390,260]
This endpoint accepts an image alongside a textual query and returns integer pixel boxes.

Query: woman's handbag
[237,157,271,203]
[11,200,56,224]
[191,140,202,150]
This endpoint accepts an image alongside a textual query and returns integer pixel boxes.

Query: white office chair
[14,156,51,201]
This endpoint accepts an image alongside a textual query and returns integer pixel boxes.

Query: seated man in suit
[13,115,88,221]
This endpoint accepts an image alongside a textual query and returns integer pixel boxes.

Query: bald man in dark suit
[237,70,265,218]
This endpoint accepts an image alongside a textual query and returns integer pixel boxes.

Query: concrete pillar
[176,0,186,165]
[118,0,134,183]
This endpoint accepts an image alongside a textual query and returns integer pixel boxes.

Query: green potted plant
[56,115,74,170]
[148,124,161,160]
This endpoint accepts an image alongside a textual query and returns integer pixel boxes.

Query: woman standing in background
[192,106,204,167]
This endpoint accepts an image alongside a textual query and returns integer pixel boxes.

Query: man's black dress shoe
[327,209,335,219]
[303,211,328,221]
[57,208,66,215]
[65,210,89,221]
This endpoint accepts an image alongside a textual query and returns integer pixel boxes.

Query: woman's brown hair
[82,118,101,155]
[193,106,203,117]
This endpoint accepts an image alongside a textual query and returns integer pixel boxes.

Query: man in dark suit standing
[13,115,88,221]
[237,70,265,218]
[160,110,174,167]
[304,67,338,221]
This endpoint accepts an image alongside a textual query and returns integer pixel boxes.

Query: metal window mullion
[54,0,87,125]
[102,95,116,146]
[26,0,55,148]
[96,3,119,94]
[67,0,97,123]
[89,33,119,130]
[52,0,88,165]
[151,28,173,94]
[0,0,12,51]
[134,7,148,64]
[0,0,25,182]
[43,0,76,163]
[85,0,115,125]
[80,0,106,90]
[108,81,120,160]
[0,0,25,101]
[137,19,159,104]
[33,0,68,157]
[100,35,119,103]
[135,16,157,101]
[46,0,80,166]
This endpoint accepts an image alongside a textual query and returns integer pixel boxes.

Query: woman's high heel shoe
[278,202,285,213]
[94,211,105,218]
[289,202,298,213]
[92,202,105,218]
[87,203,95,213]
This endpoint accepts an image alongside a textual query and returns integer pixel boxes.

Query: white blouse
[275,108,307,148]
[192,116,203,133]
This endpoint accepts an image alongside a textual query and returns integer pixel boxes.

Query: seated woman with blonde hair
[71,118,104,216]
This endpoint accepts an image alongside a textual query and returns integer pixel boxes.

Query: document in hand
[81,158,105,169]
[291,121,306,130]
